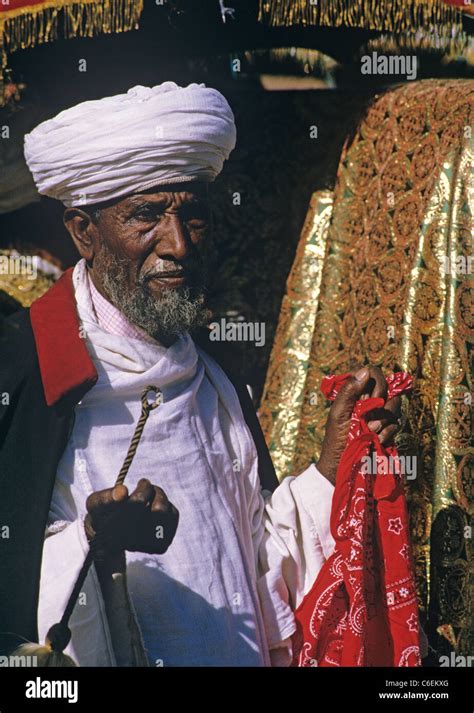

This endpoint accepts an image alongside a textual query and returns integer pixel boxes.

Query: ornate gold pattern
[0,249,59,308]
[260,80,474,658]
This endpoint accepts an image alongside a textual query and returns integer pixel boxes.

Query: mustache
[139,258,205,283]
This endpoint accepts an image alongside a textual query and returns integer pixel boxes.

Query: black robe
[0,269,277,655]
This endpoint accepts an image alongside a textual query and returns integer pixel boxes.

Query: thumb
[86,484,129,518]
[333,368,370,415]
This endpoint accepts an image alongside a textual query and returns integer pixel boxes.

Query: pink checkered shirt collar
[87,271,157,344]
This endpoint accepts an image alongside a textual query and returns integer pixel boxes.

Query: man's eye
[187,218,207,229]
[185,211,209,228]
[135,210,160,221]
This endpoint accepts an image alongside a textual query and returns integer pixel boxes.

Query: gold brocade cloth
[260,79,473,659]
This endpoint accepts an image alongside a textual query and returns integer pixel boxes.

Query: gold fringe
[268,46,339,71]
[363,30,470,56]
[1,0,143,53]
[0,0,143,105]
[258,0,463,36]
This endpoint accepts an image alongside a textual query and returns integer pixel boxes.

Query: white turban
[24,82,236,207]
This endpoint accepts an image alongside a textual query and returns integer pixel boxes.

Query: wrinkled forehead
[81,181,210,213]
[131,182,210,202]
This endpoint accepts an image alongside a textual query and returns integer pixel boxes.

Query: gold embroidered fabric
[0,248,59,311]
[260,79,473,658]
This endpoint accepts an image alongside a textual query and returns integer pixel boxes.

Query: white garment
[38,259,335,666]
[24,82,236,207]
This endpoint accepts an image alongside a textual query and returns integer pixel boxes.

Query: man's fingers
[379,424,398,446]
[123,484,179,554]
[366,396,401,419]
[385,395,402,419]
[335,365,387,409]
[367,366,388,401]
[331,367,371,415]
[86,484,128,516]
[150,486,170,513]
[128,478,156,508]
[367,395,401,432]
[85,485,128,547]
[85,481,179,556]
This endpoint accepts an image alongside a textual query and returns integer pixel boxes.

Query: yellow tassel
[10,623,77,666]
[11,641,77,667]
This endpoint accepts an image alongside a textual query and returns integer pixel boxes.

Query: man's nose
[157,213,189,261]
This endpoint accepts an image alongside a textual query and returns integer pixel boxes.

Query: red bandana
[292,372,421,667]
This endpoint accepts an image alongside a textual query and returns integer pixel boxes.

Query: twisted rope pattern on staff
[116,386,162,486]
[47,385,162,653]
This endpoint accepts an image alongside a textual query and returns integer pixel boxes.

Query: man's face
[66,182,213,345]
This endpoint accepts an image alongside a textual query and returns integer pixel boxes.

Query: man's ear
[63,208,100,262]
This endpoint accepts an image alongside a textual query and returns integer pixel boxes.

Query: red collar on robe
[29,268,98,407]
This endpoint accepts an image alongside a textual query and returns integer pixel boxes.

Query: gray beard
[97,248,210,346]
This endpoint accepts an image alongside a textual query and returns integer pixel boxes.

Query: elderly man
[0,83,401,666]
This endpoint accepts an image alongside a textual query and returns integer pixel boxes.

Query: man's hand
[84,478,179,559]
[316,366,402,486]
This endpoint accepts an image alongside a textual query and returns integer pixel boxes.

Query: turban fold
[24,82,236,207]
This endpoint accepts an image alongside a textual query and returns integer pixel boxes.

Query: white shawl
[38,259,335,666]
